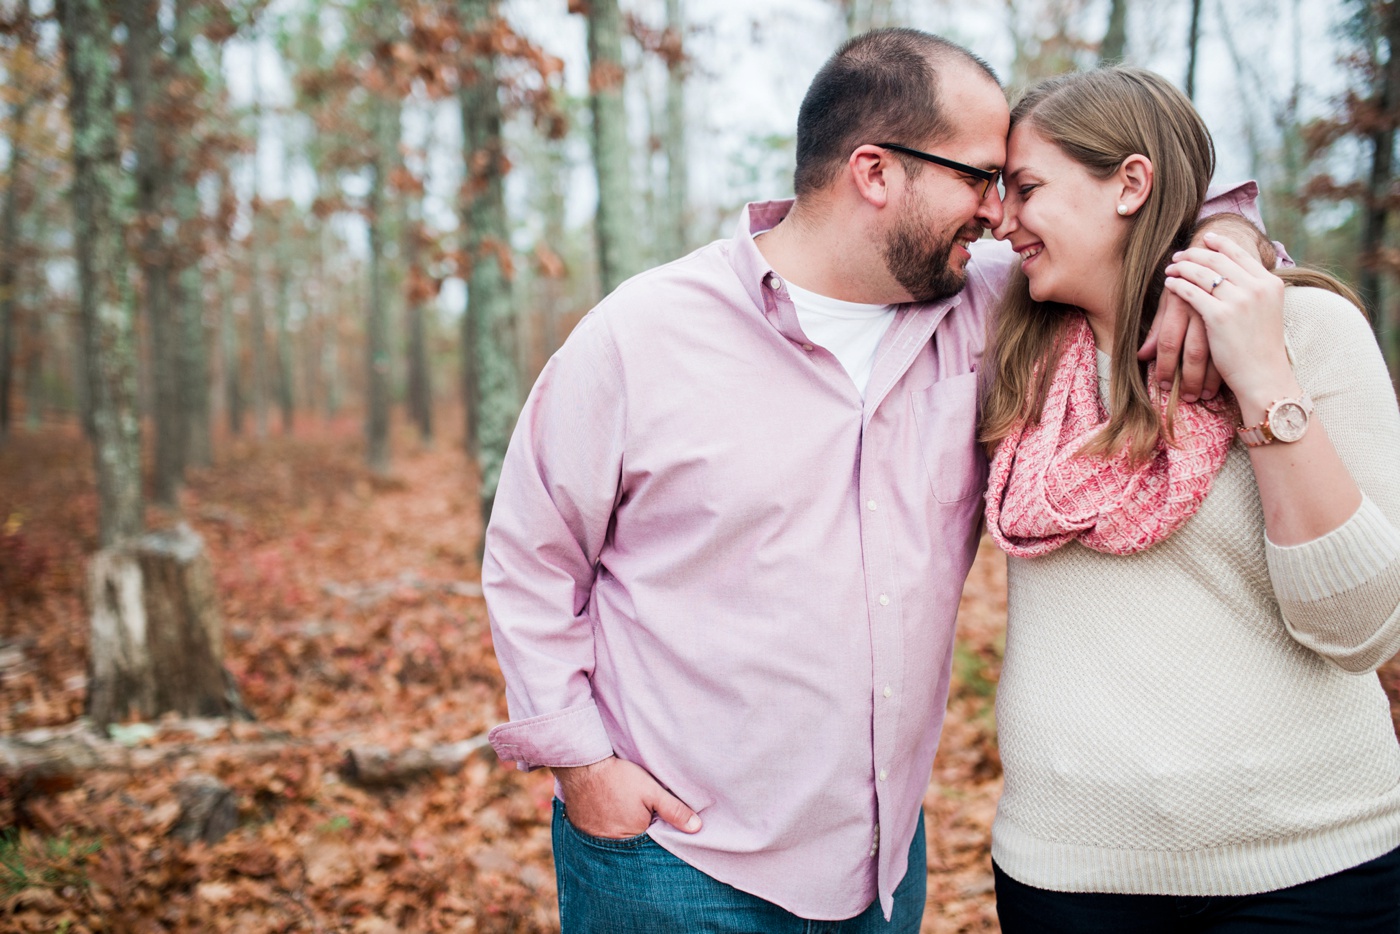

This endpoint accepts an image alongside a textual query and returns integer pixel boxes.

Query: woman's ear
[1116,154,1153,216]
[849,145,894,208]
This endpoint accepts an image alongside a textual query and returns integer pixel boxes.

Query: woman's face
[993,123,1130,324]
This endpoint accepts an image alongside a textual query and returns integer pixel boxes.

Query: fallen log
[0,721,494,790]
[321,572,483,608]
[0,726,111,795]
[341,735,493,787]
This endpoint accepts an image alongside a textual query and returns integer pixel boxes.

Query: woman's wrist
[1233,370,1305,426]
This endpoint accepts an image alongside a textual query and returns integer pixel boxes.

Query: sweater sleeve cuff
[487,700,615,772]
[1265,495,1400,603]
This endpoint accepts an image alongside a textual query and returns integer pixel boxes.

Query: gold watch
[1238,394,1314,447]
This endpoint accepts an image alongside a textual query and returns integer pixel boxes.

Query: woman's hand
[1162,231,1298,412]
[1166,231,1364,547]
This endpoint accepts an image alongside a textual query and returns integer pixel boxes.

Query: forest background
[4,0,1400,931]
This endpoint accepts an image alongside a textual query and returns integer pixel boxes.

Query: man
[484,29,1211,932]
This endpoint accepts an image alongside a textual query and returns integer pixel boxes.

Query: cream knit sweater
[992,286,1400,895]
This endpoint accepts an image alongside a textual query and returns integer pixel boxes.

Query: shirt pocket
[910,371,986,504]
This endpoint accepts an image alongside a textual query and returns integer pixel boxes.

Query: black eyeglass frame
[875,143,1000,198]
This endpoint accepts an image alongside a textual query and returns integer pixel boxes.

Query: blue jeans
[551,797,926,933]
[994,844,1400,933]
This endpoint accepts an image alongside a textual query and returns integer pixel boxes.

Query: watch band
[1237,421,1271,447]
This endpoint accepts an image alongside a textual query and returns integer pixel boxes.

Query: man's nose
[978,187,1005,233]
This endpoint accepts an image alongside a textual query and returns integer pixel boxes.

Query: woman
[980,66,1400,932]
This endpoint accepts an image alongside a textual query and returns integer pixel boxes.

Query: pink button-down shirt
[485,200,1015,920]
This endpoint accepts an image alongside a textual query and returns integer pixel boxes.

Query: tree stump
[86,524,246,727]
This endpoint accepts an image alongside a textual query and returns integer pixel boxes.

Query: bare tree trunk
[586,0,640,296]
[538,135,569,363]
[60,0,142,546]
[640,52,660,274]
[365,93,394,474]
[1214,0,1265,179]
[274,204,295,435]
[459,0,520,530]
[460,282,478,456]
[663,0,688,262]
[248,238,269,437]
[0,98,27,440]
[64,0,239,729]
[324,304,342,420]
[181,262,212,466]
[124,0,185,507]
[1100,0,1128,64]
[212,49,241,441]
[319,221,342,420]
[1279,0,1308,258]
[404,205,433,443]
[301,269,321,424]
[22,205,47,430]
[73,282,92,439]
[173,0,211,468]
[220,258,242,437]
[1185,0,1203,101]
[1359,2,1400,375]
[248,49,269,440]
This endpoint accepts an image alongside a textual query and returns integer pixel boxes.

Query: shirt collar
[730,200,794,312]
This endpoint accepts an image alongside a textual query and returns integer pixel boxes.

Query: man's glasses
[876,143,1001,199]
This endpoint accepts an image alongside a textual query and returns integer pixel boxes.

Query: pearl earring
[1117,204,1129,216]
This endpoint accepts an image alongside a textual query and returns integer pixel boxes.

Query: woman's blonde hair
[980,67,1214,463]
[980,68,1366,463]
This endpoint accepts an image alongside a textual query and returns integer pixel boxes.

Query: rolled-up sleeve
[1264,288,1400,673]
[483,313,626,769]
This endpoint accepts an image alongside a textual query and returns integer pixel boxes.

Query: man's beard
[883,207,978,303]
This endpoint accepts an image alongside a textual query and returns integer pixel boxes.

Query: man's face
[883,75,1009,303]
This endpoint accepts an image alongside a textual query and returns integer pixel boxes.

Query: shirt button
[802,343,814,351]
[878,769,888,781]
[878,594,889,606]
[768,274,783,290]
[866,499,877,511]
[883,685,892,698]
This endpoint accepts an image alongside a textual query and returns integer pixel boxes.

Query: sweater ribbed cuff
[1266,495,1400,603]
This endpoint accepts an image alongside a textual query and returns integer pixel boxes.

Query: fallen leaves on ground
[2,418,554,933]
[2,417,1397,933]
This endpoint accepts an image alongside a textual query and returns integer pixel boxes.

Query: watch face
[1269,401,1309,442]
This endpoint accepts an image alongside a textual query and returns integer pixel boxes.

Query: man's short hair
[793,29,999,198]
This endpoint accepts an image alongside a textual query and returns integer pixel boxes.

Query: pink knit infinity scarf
[984,315,1237,558]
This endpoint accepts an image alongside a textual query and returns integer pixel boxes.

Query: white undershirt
[784,280,897,398]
